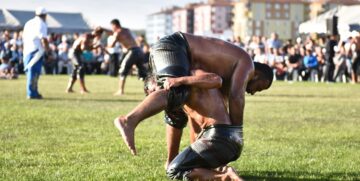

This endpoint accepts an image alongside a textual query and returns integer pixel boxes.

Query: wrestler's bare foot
[222,166,243,181]
[114,117,136,155]
[80,90,90,94]
[66,88,74,93]
[113,90,124,96]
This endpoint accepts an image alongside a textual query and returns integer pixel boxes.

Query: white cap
[35,7,47,15]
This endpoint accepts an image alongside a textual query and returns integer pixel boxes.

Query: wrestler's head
[246,62,273,95]
[110,19,121,31]
[92,26,103,37]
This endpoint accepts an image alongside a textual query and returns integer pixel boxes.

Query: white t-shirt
[107,35,121,54]
[22,16,47,55]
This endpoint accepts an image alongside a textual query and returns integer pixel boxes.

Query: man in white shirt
[22,7,49,99]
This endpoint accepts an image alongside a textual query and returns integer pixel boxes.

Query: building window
[266,12,271,18]
[284,3,289,10]
[255,29,260,36]
[266,3,272,9]
[256,21,261,27]
[275,12,280,18]
[285,12,289,19]
[275,3,280,10]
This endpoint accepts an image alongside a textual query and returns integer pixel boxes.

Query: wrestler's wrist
[176,77,186,85]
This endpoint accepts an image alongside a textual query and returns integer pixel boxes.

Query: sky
[1,0,202,30]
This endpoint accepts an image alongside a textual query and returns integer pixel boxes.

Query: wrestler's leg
[114,89,169,155]
[78,65,89,94]
[165,125,182,169]
[114,76,126,96]
[66,65,78,93]
[114,51,133,95]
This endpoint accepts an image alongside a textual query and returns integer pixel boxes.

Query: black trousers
[108,53,119,77]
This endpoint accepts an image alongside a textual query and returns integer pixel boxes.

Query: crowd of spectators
[0,29,150,79]
[231,32,360,83]
[1,29,360,83]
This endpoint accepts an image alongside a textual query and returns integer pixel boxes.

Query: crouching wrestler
[142,69,243,180]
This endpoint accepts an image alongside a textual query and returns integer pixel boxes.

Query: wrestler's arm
[228,61,253,125]
[164,69,222,90]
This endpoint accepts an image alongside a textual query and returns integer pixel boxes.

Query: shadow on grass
[44,97,142,103]
[241,170,359,181]
[257,94,339,99]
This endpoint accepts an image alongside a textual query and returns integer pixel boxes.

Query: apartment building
[193,1,233,37]
[146,7,177,44]
[232,0,360,40]
[172,4,196,34]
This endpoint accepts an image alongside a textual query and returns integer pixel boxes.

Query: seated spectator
[286,46,302,81]
[9,43,20,74]
[253,47,267,64]
[273,48,287,80]
[0,56,17,79]
[303,49,319,82]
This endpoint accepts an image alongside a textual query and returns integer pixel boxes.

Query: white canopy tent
[0,9,92,33]
[299,5,360,39]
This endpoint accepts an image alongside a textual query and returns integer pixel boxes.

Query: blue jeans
[24,50,43,97]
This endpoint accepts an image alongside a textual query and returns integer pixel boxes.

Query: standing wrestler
[65,28,103,93]
[113,32,273,156]
[106,19,147,95]
[136,69,245,180]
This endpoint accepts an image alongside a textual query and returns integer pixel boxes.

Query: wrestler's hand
[163,77,181,90]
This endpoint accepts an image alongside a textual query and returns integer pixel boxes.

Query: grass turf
[0,75,359,180]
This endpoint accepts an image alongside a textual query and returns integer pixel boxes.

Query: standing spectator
[303,49,318,82]
[107,33,121,76]
[22,7,49,99]
[333,44,347,82]
[315,46,326,81]
[44,38,58,74]
[351,32,360,83]
[10,31,23,48]
[267,33,282,50]
[324,35,337,82]
[57,35,72,74]
[233,36,245,48]
[286,46,302,81]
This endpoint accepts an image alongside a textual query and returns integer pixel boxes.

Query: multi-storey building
[146,7,177,45]
[232,0,360,40]
[172,4,196,34]
[193,1,233,37]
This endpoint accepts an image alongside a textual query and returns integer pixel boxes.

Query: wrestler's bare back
[184,33,253,81]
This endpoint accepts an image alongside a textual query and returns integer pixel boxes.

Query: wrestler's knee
[166,162,183,180]
[164,109,188,129]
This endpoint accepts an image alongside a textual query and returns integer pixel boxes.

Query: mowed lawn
[0,75,359,181]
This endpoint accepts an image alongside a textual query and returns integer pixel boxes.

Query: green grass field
[1,75,360,180]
